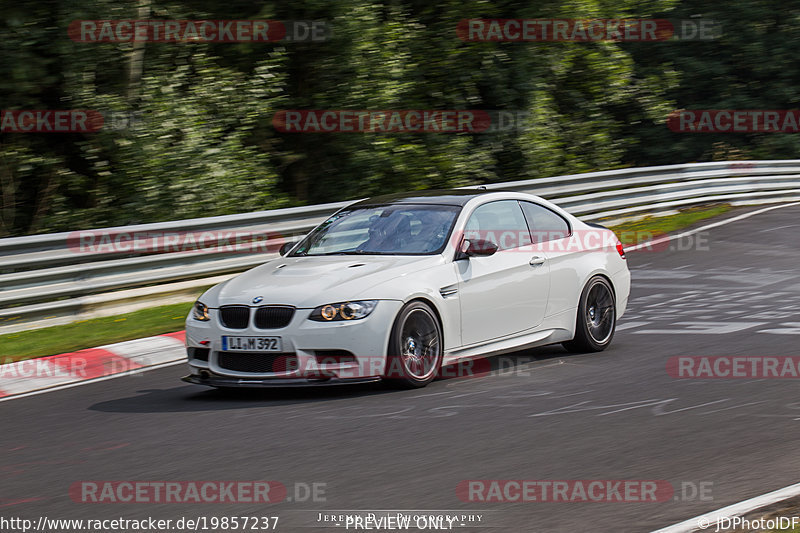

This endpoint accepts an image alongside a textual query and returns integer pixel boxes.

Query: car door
[519,201,577,317]
[457,200,551,346]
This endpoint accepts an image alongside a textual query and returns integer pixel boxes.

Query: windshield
[291,204,461,256]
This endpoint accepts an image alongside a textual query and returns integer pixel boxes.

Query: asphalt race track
[2,204,799,533]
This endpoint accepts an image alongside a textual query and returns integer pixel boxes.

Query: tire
[562,276,616,353]
[384,301,443,388]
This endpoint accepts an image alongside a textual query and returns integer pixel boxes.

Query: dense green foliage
[1,0,797,236]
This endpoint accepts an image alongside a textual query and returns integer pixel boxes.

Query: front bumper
[184,300,403,383]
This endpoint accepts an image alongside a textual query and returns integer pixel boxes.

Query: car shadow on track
[87,345,573,413]
[87,383,391,413]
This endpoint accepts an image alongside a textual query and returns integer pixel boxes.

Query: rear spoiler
[585,222,610,230]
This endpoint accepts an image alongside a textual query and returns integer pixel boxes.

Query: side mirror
[459,238,498,258]
[279,241,297,256]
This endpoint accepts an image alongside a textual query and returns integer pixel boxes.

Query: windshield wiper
[318,250,379,255]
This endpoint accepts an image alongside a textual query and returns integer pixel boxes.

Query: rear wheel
[384,301,443,388]
[563,276,616,353]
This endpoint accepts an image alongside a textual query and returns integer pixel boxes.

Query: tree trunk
[128,0,150,102]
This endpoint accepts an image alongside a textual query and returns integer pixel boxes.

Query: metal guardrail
[2,160,800,333]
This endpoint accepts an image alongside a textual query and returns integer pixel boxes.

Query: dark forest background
[2,0,798,236]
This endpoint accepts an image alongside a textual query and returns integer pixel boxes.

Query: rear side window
[520,201,571,243]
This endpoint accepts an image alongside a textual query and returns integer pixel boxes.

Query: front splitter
[182,374,383,388]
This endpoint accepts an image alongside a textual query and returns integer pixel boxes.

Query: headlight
[192,301,210,321]
[309,300,377,322]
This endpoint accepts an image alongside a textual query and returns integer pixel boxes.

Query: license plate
[221,336,282,352]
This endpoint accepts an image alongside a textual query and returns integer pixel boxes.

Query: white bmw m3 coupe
[183,189,630,389]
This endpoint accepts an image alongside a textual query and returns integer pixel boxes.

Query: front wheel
[563,276,616,353]
[384,301,443,388]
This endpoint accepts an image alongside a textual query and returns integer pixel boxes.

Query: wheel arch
[383,296,446,388]
[592,272,615,298]
[402,296,446,348]
[582,270,616,303]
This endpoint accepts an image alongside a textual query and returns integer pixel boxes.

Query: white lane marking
[408,390,453,399]
[634,321,766,335]
[527,399,661,417]
[0,359,185,403]
[450,390,493,399]
[650,398,728,416]
[627,201,800,252]
[659,293,707,305]
[758,224,800,232]
[758,322,800,335]
[651,481,800,533]
[549,390,596,399]
[616,321,651,331]
[700,401,766,414]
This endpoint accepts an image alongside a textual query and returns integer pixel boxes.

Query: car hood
[212,255,443,308]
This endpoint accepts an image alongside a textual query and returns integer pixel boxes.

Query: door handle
[529,256,546,267]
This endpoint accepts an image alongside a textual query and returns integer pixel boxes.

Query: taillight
[616,241,626,259]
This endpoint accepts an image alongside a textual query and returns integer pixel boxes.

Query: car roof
[350,188,500,207]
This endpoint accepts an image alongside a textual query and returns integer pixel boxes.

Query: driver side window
[464,200,531,251]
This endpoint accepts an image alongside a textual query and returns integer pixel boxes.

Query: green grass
[0,203,736,363]
[0,301,193,363]
[608,204,732,246]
